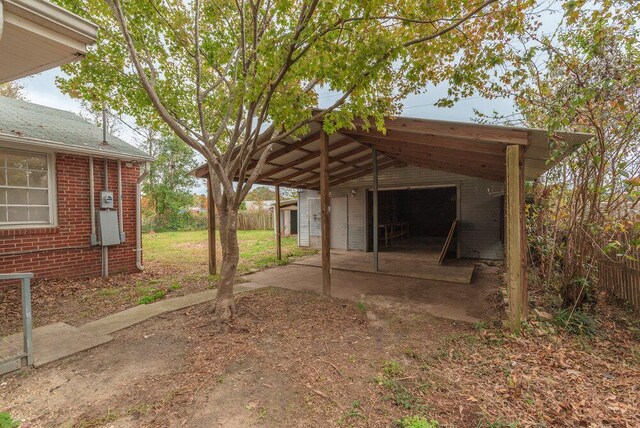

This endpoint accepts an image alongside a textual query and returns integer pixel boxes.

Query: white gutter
[89,155,97,245]
[0,133,154,162]
[0,2,5,42]
[3,0,97,45]
[136,162,150,271]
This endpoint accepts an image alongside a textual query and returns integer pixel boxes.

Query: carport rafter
[342,128,508,157]
[257,137,352,180]
[343,133,506,167]
[384,152,505,182]
[319,159,396,189]
[273,145,369,185]
[247,130,322,172]
[294,152,389,188]
[349,116,530,145]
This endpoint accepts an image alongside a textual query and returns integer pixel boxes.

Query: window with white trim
[0,148,55,227]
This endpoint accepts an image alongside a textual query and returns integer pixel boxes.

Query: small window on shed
[0,148,55,228]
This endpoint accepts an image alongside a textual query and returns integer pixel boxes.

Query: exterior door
[330,197,348,249]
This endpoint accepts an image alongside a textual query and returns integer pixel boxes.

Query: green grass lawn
[143,229,315,275]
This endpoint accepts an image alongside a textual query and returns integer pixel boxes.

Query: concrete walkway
[0,282,263,372]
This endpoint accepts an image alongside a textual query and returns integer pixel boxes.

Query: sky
[19,69,515,138]
[13,0,569,194]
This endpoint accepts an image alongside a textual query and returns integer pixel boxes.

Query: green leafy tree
[487,0,640,308]
[0,81,26,100]
[143,136,198,230]
[53,0,531,323]
[245,186,275,202]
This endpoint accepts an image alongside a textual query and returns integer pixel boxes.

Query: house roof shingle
[0,96,153,161]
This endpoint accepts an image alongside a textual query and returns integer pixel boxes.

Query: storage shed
[274,198,298,237]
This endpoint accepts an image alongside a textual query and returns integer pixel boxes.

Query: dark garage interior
[367,186,458,254]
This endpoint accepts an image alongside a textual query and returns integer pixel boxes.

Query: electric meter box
[98,210,122,246]
[101,191,114,209]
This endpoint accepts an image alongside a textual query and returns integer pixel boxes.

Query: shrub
[137,290,167,305]
[0,412,20,428]
[143,211,208,233]
[394,416,439,428]
[554,308,598,337]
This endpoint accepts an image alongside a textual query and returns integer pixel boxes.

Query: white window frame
[0,143,57,229]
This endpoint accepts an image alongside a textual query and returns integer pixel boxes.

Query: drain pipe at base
[136,162,150,271]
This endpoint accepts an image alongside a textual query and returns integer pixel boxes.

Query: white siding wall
[297,165,505,259]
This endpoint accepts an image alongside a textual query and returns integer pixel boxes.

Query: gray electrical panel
[98,210,121,246]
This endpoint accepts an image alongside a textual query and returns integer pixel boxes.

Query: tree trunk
[212,203,240,324]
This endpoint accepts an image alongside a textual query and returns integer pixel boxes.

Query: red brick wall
[0,153,142,279]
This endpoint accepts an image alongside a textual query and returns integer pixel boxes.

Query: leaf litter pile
[99,288,639,427]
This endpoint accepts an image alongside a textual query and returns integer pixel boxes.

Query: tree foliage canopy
[487,0,640,308]
[143,135,198,219]
[51,0,533,321]
[54,0,531,201]
[0,81,26,100]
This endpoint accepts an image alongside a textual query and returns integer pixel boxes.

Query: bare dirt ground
[0,260,212,335]
[0,230,312,335]
[2,287,639,427]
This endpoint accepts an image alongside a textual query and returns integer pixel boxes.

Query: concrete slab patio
[246,259,500,323]
[293,248,476,284]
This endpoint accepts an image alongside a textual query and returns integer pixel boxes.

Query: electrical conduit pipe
[136,162,150,270]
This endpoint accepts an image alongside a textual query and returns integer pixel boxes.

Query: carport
[194,115,591,329]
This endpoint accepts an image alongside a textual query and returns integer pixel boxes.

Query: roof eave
[3,0,98,45]
[0,132,154,162]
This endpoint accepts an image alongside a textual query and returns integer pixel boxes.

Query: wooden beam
[347,134,506,167]
[341,129,507,156]
[302,154,386,188]
[325,160,396,188]
[247,131,321,171]
[273,145,368,185]
[320,129,331,296]
[351,117,529,145]
[275,185,282,260]
[505,144,526,332]
[372,148,379,272]
[207,178,216,275]
[326,152,378,176]
[258,137,352,180]
[384,152,505,182]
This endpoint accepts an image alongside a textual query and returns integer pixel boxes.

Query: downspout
[0,2,4,42]
[102,157,109,277]
[89,156,97,245]
[136,162,150,271]
[117,160,125,242]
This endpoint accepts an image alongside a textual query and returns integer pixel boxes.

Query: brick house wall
[0,153,141,279]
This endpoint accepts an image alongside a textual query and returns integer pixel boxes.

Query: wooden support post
[505,145,527,331]
[320,129,331,295]
[275,185,282,260]
[207,178,217,275]
[372,148,379,271]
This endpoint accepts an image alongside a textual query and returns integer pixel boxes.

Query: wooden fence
[237,211,273,230]
[598,245,640,314]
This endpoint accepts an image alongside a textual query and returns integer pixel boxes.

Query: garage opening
[367,186,458,257]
